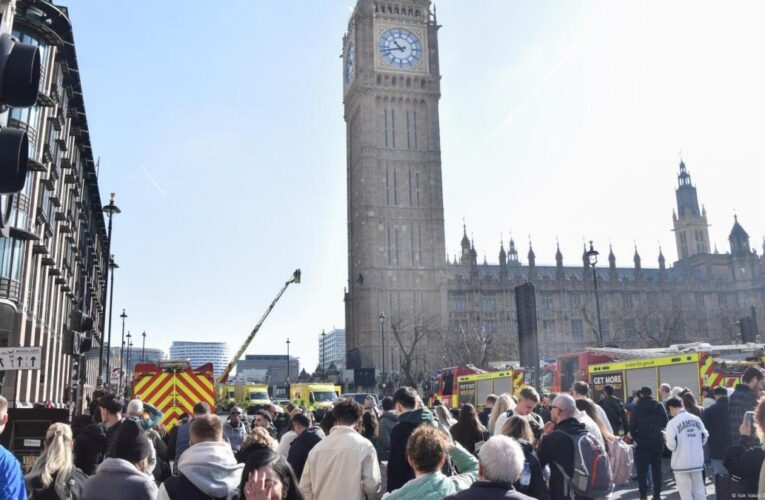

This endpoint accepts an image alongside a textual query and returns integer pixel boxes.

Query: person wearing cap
[158,414,243,500]
[126,398,170,481]
[537,394,590,500]
[629,386,668,500]
[223,406,249,452]
[82,419,157,500]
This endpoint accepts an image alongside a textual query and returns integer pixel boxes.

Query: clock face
[345,41,355,84]
[378,27,422,68]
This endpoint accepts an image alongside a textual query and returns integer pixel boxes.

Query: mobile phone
[746,411,755,428]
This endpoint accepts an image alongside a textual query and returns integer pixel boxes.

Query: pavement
[611,460,717,499]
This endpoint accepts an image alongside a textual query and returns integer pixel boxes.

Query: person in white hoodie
[157,414,244,500]
[665,397,708,500]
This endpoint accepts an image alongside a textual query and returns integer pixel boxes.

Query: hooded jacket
[665,409,708,472]
[73,423,107,475]
[158,440,244,500]
[287,426,324,480]
[537,417,588,500]
[81,458,157,500]
[628,396,668,450]
[701,396,731,459]
[379,410,399,460]
[382,441,478,500]
[387,407,436,492]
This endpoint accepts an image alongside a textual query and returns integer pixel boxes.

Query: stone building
[0,0,110,408]
[342,0,765,374]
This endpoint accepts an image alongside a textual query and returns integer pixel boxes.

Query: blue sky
[64,1,765,371]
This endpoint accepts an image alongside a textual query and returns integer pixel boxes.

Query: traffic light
[69,308,94,333]
[0,32,40,195]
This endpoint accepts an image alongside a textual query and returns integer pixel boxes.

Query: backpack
[606,437,634,486]
[554,430,613,499]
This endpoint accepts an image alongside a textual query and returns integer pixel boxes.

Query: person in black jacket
[628,386,668,500]
[537,394,590,500]
[728,366,764,444]
[73,412,106,476]
[702,386,731,478]
[98,394,124,458]
[479,395,496,427]
[287,412,324,480]
[386,387,437,492]
[597,384,629,435]
[723,402,765,496]
[501,416,548,499]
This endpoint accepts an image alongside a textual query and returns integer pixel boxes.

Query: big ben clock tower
[343,0,446,372]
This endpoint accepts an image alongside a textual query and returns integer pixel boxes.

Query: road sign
[0,346,42,371]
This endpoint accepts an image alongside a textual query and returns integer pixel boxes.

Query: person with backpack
[629,386,668,500]
[25,423,88,499]
[538,394,612,500]
[665,397,708,499]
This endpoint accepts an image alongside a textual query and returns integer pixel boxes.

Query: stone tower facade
[343,0,447,369]
[672,160,711,259]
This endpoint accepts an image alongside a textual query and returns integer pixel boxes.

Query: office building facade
[169,341,229,379]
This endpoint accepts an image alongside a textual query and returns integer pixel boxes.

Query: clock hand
[393,40,404,51]
[380,47,401,53]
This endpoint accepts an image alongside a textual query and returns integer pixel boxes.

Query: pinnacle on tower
[499,239,507,266]
[555,242,563,267]
[634,245,642,269]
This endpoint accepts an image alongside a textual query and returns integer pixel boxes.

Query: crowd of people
[2,365,765,499]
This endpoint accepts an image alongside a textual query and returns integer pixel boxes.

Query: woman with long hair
[26,422,87,499]
[487,394,515,434]
[449,404,487,454]
[575,398,616,443]
[682,392,703,418]
[500,416,549,500]
[360,409,382,458]
[434,404,457,435]
[235,448,305,500]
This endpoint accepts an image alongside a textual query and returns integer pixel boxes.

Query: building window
[408,170,413,206]
[541,295,554,311]
[695,294,705,308]
[391,108,396,148]
[571,319,583,340]
[483,296,496,313]
[385,168,390,205]
[623,294,633,310]
[0,238,22,281]
[413,110,418,149]
[415,172,420,206]
[718,294,728,307]
[482,321,497,335]
[569,295,580,311]
[384,108,388,147]
[543,320,555,332]
[394,227,399,264]
[387,226,392,265]
[406,110,411,149]
[393,170,398,205]
[453,296,466,312]
[417,226,422,264]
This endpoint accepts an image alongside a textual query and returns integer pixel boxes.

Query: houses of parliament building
[342,0,763,371]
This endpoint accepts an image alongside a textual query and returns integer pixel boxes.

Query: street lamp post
[321,330,326,372]
[126,332,132,389]
[118,309,127,394]
[141,331,146,362]
[105,255,119,388]
[379,313,385,393]
[585,241,605,348]
[286,338,291,383]
[98,193,121,387]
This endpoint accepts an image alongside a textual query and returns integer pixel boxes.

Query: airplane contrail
[139,165,168,199]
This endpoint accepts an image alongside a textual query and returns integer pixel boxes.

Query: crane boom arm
[217,269,301,384]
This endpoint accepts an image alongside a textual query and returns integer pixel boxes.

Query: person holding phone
[723,403,765,496]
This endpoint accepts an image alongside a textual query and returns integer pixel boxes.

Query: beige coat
[299,425,381,500]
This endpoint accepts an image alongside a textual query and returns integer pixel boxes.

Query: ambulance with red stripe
[131,360,216,430]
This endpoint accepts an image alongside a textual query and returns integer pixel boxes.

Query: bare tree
[388,310,443,386]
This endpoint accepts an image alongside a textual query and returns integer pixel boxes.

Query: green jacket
[384,442,478,500]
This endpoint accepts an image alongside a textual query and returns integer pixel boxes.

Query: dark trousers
[636,447,663,498]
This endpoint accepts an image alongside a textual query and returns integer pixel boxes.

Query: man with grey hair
[538,394,592,500]
[445,435,534,499]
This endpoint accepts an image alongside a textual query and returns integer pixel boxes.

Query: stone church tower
[672,160,711,259]
[343,0,446,370]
